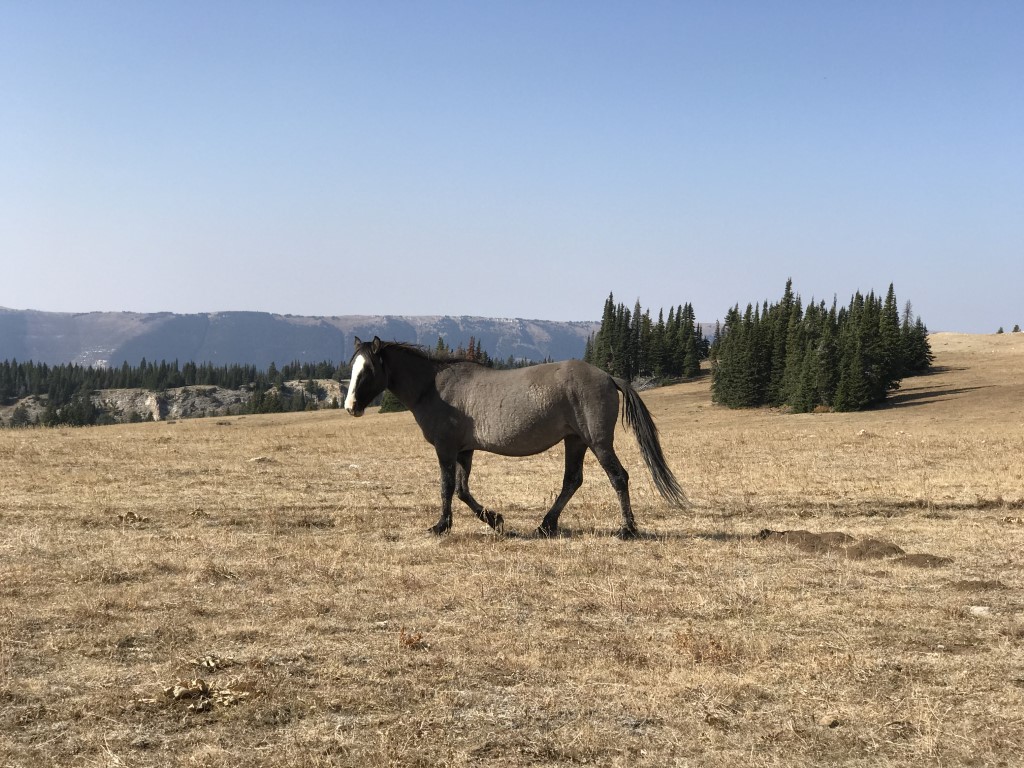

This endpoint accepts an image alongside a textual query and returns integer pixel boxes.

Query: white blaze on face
[344,353,367,414]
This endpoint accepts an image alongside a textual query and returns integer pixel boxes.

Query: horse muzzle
[346,406,365,417]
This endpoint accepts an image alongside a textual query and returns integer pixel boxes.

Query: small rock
[818,713,841,728]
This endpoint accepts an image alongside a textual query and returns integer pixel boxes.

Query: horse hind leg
[592,444,638,539]
[538,436,587,537]
[456,451,503,532]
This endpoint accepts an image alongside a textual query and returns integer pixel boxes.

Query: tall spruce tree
[711,305,744,406]
[679,304,701,378]
[766,279,795,405]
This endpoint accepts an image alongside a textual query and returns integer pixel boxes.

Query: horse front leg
[429,454,457,535]
[456,451,503,532]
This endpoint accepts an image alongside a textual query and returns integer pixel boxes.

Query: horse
[344,336,687,538]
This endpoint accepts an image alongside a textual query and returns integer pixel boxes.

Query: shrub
[378,390,407,413]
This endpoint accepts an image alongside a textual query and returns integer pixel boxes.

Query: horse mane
[363,340,482,367]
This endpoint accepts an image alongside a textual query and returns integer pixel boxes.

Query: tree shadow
[882,385,990,409]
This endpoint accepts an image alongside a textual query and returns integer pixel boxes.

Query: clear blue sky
[1,2,1020,333]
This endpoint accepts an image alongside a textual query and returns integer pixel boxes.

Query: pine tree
[710,320,723,362]
[782,308,809,408]
[879,283,902,388]
[834,294,879,411]
[663,306,678,377]
[711,306,743,406]
[650,309,666,378]
[637,308,653,377]
[767,279,796,405]
[590,293,617,372]
[680,304,701,378]
[905,317,934,374]
[379,389,407,413]
[816,301,840,406]
[10,404,32,428]
[620,300,640,379]
[790,340,819,413]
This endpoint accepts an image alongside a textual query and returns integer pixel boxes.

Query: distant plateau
[0,308,600,368]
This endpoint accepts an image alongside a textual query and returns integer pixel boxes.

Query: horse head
[344,336,388,416]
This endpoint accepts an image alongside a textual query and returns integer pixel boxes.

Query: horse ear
[354,336,362,348]
[372,336,382,353]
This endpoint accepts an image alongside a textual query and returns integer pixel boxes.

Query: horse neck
[381,346,438,407]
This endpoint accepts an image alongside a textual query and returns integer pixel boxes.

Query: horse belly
[472,427,567,456]
[469,397,571,457]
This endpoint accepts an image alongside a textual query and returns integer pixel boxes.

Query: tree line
[710,280,933,411]
[432,336,551,369]
[582,294,710,380]
[0,358,348,406]
[0,358,351,427]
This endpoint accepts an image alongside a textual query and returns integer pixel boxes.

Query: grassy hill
[1,332,1022,766]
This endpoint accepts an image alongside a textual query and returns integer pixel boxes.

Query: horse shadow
[477,527,747,543]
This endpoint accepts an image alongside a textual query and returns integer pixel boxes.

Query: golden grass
[2,332,1023,766]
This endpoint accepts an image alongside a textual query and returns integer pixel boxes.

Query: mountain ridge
[0,307,599,368]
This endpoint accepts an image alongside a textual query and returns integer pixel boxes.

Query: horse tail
[612,378,689,508]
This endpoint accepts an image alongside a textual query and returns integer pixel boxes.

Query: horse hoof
[617,526,640,540]
[428,524,451,536]
[537,525,558,538]
[486,511,504,532]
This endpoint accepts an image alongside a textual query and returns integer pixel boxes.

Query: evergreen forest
[710,280,933,411]
[0,358,350,427]
[583,295,710,381]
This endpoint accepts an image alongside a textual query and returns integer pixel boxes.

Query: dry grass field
[2,332,1023,767]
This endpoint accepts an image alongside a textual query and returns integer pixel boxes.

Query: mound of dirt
[756,528,952,567]
[843,538,906,560]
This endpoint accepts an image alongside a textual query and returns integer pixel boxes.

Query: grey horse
[344,336,687,537]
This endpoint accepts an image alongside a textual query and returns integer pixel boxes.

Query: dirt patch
[950,579,1007,591]
[901,553,955,568]
[757,529,952,567]
[754,529,853,554]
